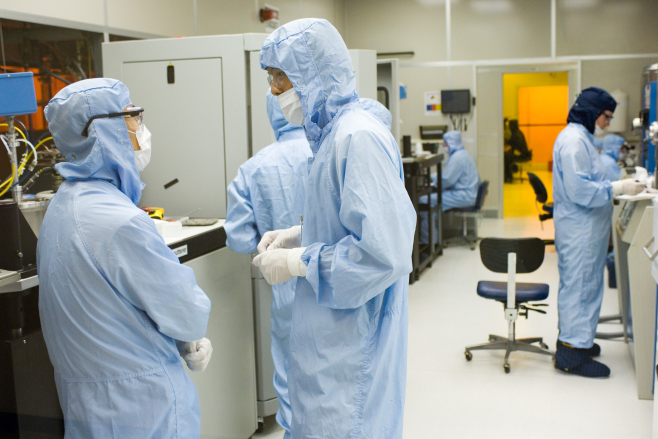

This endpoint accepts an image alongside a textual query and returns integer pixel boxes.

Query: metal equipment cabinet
[166,223,258,438]
[403,153,443,283]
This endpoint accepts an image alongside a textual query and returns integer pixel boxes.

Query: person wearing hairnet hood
[37,78,212,437]
[420,130,480,244]
[600,134,625,181]
[252,19,416,438]
[361,98,392,130]
[553,87,643,378]
[225,89,312,438]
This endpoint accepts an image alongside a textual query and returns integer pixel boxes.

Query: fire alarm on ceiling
[259,4,280,31]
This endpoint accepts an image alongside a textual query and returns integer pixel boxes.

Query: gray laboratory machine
[162,223,257,438]
[102,34,274,219]
[614,195,657,400]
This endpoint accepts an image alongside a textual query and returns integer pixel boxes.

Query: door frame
[476,62,579,218]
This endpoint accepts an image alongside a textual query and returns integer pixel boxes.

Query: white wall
[197,0,344,37]
[0,0,344,39]
[345,0,658,144]
[344,0,658,217]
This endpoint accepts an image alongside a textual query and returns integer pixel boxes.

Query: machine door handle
[643,237,658,261]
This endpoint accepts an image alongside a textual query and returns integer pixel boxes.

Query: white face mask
[594,124,605,137]
[443,146,450,156]
[277,87,304,126]
[132,124,152,172]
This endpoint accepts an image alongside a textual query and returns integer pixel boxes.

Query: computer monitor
[441,89,471,114]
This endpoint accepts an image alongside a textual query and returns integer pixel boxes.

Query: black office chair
[464,238,554,373]
[527,173,552,222]
[444,180,489,250]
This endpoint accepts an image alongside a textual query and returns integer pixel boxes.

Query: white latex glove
[252,247,307,285]
[257,226,302,254]
[611,179,645,196]
[176,338,213,372]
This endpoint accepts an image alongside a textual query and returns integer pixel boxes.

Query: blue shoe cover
[555,341,610,378]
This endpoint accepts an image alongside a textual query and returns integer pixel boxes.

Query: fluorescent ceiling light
[560,0,600,10]
[469,0,513,14]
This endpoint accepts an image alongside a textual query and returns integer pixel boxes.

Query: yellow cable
[0,124,27,140]
[0,164,15,197]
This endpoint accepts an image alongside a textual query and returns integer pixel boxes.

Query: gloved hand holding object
[257,225,302,254]
[252,247,307,285]
[611,179,645,196]
[176,338,213,372]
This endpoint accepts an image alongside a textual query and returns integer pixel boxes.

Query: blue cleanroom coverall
[553,88,616,349]
[260,18,416,438]
[361,98,392,130]
[420,130,480,243]
[600,134,624,181]
[224,90,312,436]
[37,79,211,438]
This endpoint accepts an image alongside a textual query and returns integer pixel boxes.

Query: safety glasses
[602,112,614,122]
[267,68,289,89]
[81,106,144,137]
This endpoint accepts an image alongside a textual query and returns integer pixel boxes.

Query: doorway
[503,72,569,217]
[476,63,578,219]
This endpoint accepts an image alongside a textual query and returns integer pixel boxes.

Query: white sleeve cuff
[287,247,307,277]
[611,180,623,196]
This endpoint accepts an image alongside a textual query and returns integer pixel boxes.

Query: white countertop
[163,219,225,246]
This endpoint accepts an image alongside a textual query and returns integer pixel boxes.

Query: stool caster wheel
[470,244,476,251]
[465,351,473,361]
[504,363,511,373]
[539,342,549,350]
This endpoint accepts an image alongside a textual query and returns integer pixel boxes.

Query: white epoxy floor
[253,216,653,439]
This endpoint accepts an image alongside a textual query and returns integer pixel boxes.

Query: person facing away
[224,89,312,439]
[503,119,530,182]
[552,86,643,378]
[37,78,213,438]
[252,18,416,439]
[360,97,393,130]
[600,134,625,181]
[506,119,531,160]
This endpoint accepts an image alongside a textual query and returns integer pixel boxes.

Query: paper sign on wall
[425,91,441,115]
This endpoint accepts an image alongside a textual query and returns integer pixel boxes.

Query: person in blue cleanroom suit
[37,78,212,438]
[361,97,392,130]
[252,18,416,438]
[419,130,480,243]
[224,89,312,439]
[600,134,625,181]
[553,87,644,378]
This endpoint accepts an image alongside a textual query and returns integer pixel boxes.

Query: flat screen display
[441,89,471,114]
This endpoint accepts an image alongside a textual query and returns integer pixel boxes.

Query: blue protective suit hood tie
[260,19,359,152]
[566,87,617,135]
[45,78,144,204]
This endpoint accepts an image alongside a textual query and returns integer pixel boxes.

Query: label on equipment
[172,245,188,258]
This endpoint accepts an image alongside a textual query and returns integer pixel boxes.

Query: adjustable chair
[527,172,555,246]
[444,180,489,251]
[464,238,554,373]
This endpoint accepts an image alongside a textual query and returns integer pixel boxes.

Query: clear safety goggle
[124,106,144,134]
[81,106,144,137]
[267,69,288,89]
